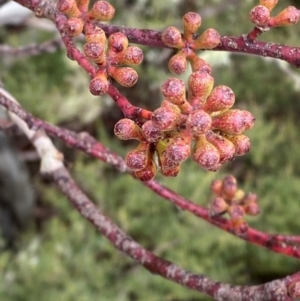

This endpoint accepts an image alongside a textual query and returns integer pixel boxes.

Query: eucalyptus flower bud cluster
[114,65,255,180]
[250,0,300,28]
[57,0,143,95]
[162,12,221,75]
[209,175,259,234]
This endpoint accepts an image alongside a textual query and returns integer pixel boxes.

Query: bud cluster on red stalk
[112,11,255,180]
[209,175,259,234]
[250,1,300,28]
[162,12,221,75]
[57,0,143,95]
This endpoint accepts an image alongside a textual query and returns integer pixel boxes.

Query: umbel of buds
[209,175,259,234]
[114,63,255,180]
[250,1,300,28]
[162,12,221,75]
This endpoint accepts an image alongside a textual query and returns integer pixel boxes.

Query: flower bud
[249,5,270,26]
[161,79,192,113]
[194,29,221,50]
[119,46,144,65]
[228,204,245,221]
[109,67,138,87]
[186,109,212,136]
[141,120,164,143]
[87,1,115,21]
[222,175,238,199]
[206,131,235,163]
[64,17,84,36]
[211,109,255,135]
[225,134,251,156]
[108,32,128,54]
[84,24,107,45]
[192,135,220,171]
[243,192,258,204]
[165,131,192,163]
[89,72,109,95]
[244,202,260,216]
[168,51,187,75]
[134,158,157,182]
[210,179,223,196]
[152,100,181,131]
[234,189,245,202]
[114,119,144,140]
[75,0,89,12]
[203,85,235,113]
[155,139,181,177]
[162,27,184,48]
[268,6,300,27]
[84,42,106,64]
[125,141,150,171]
[183,12,202,35]
[188,54,212,73]
[57,0,81,17]
[260,0,278,11]
[209,197,228,217]
[188,71,214,107]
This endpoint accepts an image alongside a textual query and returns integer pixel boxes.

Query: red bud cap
[186,109,212,136]
[161,78,185,104]
[57,0,81,17]
[225,134,251,156]
[152,100,181,131]
[125,141,150,171]
[84,24,106,45]
[194,29,221,49]
[209,197,228,217]
[142,121,164,143]
[84,42,106,64]
[165,131,191,163]
[260,0,278,11]
[210,179,223,196]
[89,73,109,95]
[162,26,184,48]
[134,159,157,182]
[206,131,235,164]
[192,135,220,171]
[244,202,260,216]
[161,78,192,113]
[268,6,300,27]
[183,12,202,35]
[249,5,270,26]
[109,67,138,87]
[120,46,144,65]
[188,71,214,107]
[168,51,187,75]
[108,32,128,54]
[114,119,144,140]
[228,204,245,221]
[212,109,255,135]
[203,85,235,113]
[87,1,115,21]
[64,17,84,36]
[222,175,238,199]
[243,192,258,204]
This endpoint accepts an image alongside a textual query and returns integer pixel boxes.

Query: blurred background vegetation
[1,0,300,300]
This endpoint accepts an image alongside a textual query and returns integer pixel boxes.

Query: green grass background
[1,0,300,300]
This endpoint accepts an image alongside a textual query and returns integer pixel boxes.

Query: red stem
[0,91,300,257]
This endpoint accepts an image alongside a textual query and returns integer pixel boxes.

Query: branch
[1,88,300,258]
[0,38,63,57]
